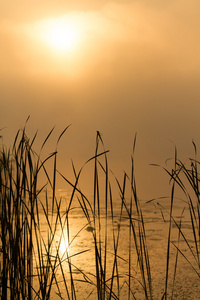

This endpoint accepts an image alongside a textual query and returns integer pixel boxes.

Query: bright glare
[59,238,69,255]
[38,17,83,53]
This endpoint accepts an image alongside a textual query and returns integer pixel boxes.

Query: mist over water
[1,1,200,298]
[1,0,200,201]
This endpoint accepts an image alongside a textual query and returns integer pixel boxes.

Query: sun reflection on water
[59,237,69,256]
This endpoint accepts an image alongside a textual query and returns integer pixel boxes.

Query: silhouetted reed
[0,122,199,299]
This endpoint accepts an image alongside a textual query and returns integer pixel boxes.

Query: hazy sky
[1,0,200,199]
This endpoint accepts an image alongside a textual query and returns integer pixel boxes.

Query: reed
[149,143,200,299]
[165,143,200,296]
[0,123,199,299]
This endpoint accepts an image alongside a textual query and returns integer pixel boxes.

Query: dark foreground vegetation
[0,122,200,299]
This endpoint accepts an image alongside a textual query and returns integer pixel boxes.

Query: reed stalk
[1,124,199,299]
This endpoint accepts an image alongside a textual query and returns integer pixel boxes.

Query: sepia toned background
[1,0,200,199]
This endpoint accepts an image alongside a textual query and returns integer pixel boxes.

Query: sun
[38,17,83,53]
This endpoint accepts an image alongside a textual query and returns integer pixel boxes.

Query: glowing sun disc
[39,17,82,52]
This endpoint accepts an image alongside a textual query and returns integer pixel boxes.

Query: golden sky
[1,0,200,199]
